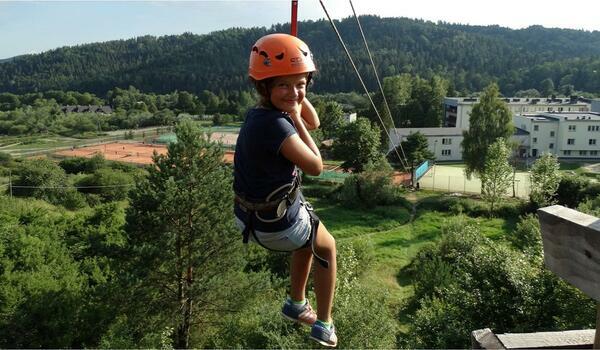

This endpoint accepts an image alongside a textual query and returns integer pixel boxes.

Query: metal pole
[432,164,436,191]
[291,0,298,36]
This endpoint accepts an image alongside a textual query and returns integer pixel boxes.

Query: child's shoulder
[248,107,292,124]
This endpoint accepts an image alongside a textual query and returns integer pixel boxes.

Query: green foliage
[59,154,106,174]
[529,153,561,207]
[315,100,345,139]
[122,118,249,348]
[507,214,542,259]
[0,197,128,347]
[211,113,235,126]
[388,131,434,174]
[75,168,133,202]
[480,138,513,212]
[418,194,526,219]
[3,18,600,96]
[403,216,596,348]
[333,117,382,172]
[338,158,403,208]
[13,158,68,204]
[462,83,514,178]
[556,175,595,208]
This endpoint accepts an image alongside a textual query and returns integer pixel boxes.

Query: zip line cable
[318,0,409,173]
[348,0,410,168]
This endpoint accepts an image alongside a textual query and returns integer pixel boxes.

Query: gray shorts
[235,202,312,251]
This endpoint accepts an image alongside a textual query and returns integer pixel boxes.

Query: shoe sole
[280,311,314,326]
[309,334,337,347]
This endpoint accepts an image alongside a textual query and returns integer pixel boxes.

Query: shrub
[338,158,402,208]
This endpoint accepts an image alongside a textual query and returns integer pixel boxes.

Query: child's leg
[312,222,336,323]
[290,246,313,302]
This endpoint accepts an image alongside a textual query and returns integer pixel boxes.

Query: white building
[388,128,464,162]
[514,112,600,159]
[389,97,597,162]
[444,97,591,130]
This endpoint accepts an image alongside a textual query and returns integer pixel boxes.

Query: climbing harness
[235,173,329,268]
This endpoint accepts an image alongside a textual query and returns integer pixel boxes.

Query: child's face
[269,73,307,114]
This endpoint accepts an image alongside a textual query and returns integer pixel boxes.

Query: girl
[233,33,337,347]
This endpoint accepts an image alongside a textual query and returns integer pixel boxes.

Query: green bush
[403,216,596,348]
[507,214,542,259]
[338,159,403,208]
[75,168,133,202]
[59,154,106,174]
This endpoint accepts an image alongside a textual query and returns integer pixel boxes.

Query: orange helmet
[248,33,316,81]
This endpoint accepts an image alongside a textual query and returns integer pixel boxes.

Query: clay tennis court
[55,141,235,165]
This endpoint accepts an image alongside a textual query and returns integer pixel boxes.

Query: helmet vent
[252,46,259,53]
[299,48,308,57]
[259,50,269,58]
[275,53,284,60]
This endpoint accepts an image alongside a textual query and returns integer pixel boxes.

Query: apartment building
[444,97,591,130]
[388,128,464,162]
[514,112,600,159]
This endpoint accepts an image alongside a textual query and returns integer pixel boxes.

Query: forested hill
[2,16,600,96]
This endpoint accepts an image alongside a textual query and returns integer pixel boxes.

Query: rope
[348,0,410,169]
[318,0,409,173]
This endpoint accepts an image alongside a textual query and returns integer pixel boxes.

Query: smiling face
[268,73,307,114]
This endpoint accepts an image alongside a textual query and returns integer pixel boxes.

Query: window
[549,143,554,149]
[591,151,599,156]
[580,150,588,156]
[590,139,597,145]
[558,107,563,112]
[441,149,452,156]
[533,125,539,131]
[596,126,600,131]
[568,125,576,131]
[442,138,452,145]
[564,150,571,156]
[589,125,594,131]
[533,137,537,143]
[547,107,553,112]
[567,139,575,145]
[550,131,555,137]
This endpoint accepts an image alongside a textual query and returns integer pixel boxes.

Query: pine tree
[124,119,243,348]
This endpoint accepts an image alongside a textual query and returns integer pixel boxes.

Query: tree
[529,153,561,207]
[479,139,513,213]
[388,131,433,183]
[123,119,245,348]
[318,100,345,139]
[333,117,382,172]
[540,78,555,96]
[462,83,514,179]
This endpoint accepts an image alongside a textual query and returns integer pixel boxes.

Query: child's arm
[280,104,323,176]
[300,98,320,131]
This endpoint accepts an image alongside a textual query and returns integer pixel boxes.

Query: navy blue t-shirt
[233,107,302,232]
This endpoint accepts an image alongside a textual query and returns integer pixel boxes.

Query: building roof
[444,97,589,106]
[392,127,463,137]
[530,112,600,122]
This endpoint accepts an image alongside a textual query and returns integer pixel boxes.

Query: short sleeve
[263,113,297,155]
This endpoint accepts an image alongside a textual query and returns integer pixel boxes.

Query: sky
[1,0,600,60]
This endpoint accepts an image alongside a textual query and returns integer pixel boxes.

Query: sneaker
[281,299,317,326]
[310,322,337,347]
